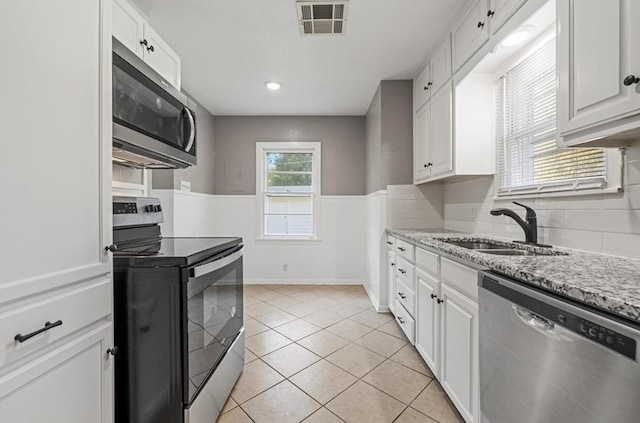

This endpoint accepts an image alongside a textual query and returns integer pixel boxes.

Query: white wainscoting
[363,190,388,312]
[151,190,367,285]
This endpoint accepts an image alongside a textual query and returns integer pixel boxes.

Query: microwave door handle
[190,246,243,278]
[184,107,195,152]
[176,107,185,145]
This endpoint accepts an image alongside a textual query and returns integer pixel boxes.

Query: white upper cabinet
[429,36,453,94]
[112,0,144,57]
[557,0,640,147]
[414,65,431,111]
[488,0,527,34]
[452,0,490,71]
[429,82,454,177]
[113,0,181,89]
[414,102,431,182]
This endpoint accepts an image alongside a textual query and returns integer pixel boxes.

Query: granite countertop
[387,228,640,324]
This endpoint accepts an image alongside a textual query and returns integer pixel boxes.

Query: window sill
[494,186,622,200]
[255,237,322,245]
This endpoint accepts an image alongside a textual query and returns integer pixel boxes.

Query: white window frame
[494,30,623,199]
[256,142,321,242]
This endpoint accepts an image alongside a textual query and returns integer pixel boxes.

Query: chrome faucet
[490,202,538,244]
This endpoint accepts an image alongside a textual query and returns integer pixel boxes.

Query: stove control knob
[588,328,597,337]
[145,205,155,212]
[105,244,118,253]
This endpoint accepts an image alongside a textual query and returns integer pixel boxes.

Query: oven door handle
[189,245,244,278]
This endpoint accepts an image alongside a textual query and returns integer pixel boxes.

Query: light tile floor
[217,284,464,423]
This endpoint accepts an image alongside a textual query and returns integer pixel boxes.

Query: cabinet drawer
[441,258,478,301]
[0,278,111,368]
[395,239,415,262]
[395,256,415,289]
[395,278,415,317]
[416,247,439,277]
[386,236,396,250]
[394,300,415,344]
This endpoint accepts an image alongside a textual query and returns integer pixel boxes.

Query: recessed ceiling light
[501,30,531,47]
[265,81,281,91]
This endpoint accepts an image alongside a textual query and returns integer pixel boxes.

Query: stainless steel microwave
[112,38,196,169]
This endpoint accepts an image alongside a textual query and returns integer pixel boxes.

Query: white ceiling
[131,0,468,116]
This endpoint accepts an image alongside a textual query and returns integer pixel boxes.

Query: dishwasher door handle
[513,305,555,332]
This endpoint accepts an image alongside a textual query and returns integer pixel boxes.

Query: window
[256,142,321,240]
[496,34,619,196]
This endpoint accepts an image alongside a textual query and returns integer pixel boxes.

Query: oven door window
[186,254,243,404]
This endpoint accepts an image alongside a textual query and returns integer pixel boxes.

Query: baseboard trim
[244,279,363,286]
[363,282,387,312]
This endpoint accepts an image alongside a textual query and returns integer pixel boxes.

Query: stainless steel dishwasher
[478,271,640,423]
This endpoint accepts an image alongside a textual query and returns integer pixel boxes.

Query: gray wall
[365,86,382,194]
[365,80,414,194]
[152,92,216,194]
[212,116,366,195]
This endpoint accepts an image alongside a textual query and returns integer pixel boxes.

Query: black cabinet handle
[477,21,485,28]
[623,75,640,86]
[398,292,407,299]
[430,293,437,299]
[391,262,396,267]
[427,162,433,167]
[107,346,119,356]
[424,86,429,91]
[105,244,117,253]
[437,298,444,304]
[397,316,405,324]
[487,10,495,17]
[427,81,433,87]
[15,320,63,343]
[423,163,428,168]
[398,247,406,252]
[147,45,155,52]
[398,268,407,274]
[140,39,148,46]
[387,241,393,245]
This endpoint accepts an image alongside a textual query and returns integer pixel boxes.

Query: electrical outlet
[282,263,288,272]
[180,180,191,192]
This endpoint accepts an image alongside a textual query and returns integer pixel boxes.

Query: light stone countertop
[387,228,640,324]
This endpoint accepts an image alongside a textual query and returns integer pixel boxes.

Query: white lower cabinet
[416,268,440,378]
[389,239,480,423]
[0,324,113,423]
[439,283,479,423]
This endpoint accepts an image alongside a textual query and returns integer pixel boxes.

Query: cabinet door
[416,268,439,378]
[440,283,479,423]
[430,36,452,94]
[0,324,113,423]
[452,0,490,71]
[414,65,431,111]
[112,0,144,57]
[1,0,112,298]
[558,0,640,136]
[388,251,397,314]
[430,82,453,177]
[414,102,431,182]
[143,23,182,89]
[489,0,527,34]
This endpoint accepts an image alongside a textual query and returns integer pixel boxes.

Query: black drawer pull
[398,247,406,252]
[430,293,437,299]
[387,241,393,245]
[398,268,407,274]
[391,262,396,267]
[398,292,407,299]
[15,320,63,343]
[437,298,444,304]
[397,316,405,324]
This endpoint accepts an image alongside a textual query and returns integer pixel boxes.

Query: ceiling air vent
[296,1,349,35]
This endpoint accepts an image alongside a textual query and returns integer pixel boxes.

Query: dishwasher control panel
[559,312,636,360]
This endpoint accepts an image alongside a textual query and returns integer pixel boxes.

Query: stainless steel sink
[440,239,568,256]
[443,241,508,250]
[479,249,543,256]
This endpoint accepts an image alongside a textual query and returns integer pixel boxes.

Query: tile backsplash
[387,184,444,229]
[442,145,640,259]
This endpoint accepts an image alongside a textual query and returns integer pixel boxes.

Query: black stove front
[112,196,244,423]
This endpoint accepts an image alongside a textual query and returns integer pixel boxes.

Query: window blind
[496,37,606,195]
